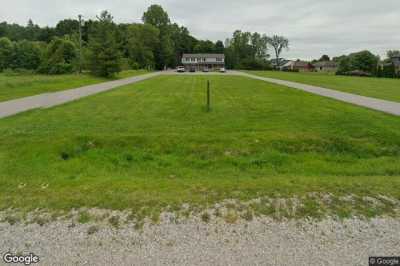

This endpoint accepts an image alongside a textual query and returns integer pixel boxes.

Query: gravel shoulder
[1,213,399,266]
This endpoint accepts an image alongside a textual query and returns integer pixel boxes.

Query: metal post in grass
[207,80,211,112]
[78,14,83,74]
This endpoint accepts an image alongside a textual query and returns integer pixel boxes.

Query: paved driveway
[236,71,400,116]
[0,72,161,119]
[1,70,400,119]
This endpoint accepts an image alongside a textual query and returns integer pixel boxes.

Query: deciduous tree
[266,35,289,68]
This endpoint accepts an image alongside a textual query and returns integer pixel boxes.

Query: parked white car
[177,66,186,73]
[220,67,226,73]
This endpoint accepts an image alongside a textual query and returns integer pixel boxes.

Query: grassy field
[1,75,400,219]
[0,70,149,102]
[248,71,400,102]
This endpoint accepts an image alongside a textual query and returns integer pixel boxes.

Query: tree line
[333,50,400,78]
[0,5,291,77]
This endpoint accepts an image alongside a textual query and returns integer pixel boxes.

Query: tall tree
[142,5,173,69]
[25,19,41,41]
[0,37,13,71]
[215,40,224,53]
[10,40,43,70]
[319,54,330,61]
[55,19,80,37]
[142,5,170,29]
[350,50,379,74]
[193,40,215,53]
[387,50,400,58]
[87,11,121,77]
[125,23,159,69]
[250,33,268,60]
[266,35,289,68]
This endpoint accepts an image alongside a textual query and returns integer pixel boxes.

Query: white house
[181,54,225,71]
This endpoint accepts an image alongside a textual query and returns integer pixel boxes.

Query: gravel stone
[1,215,399,265]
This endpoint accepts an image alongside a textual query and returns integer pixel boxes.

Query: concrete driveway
[1,70,400,119]
[236,71,400,116]
[0,72,161,119]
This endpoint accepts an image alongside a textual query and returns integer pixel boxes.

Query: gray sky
[1,0,399,60]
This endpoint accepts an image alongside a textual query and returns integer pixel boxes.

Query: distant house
[313,61,338,73]
[391,56,400,74]
[181,54,225,71]
[281,60,314,72]
[270,58,290,68]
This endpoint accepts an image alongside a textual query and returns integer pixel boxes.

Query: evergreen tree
[87,11,121,77]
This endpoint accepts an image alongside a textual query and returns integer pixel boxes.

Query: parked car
[202,67,209,72]
[177,66,185,73]
[220,67,226,73]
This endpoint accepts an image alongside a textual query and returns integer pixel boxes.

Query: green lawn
[248,71,400,102]
[1,75,400,218]
[0,70,149,102]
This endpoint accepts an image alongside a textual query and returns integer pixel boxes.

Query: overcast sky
[1,0,399,60]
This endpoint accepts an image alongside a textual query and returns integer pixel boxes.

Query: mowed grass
[248,71,400,102]
[1,75,400,217]
[0,69,149,102]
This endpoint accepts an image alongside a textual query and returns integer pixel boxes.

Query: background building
[181,54,225,71]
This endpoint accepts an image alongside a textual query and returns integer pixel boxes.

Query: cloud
[1,0,399,59]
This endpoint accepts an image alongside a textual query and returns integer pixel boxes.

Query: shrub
[336,50,379,76]
[38,37,77,74]
[9,40,43,70]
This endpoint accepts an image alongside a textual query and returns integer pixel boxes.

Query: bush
[238,58,271,70]
[9,40,43,70]
[38,37,77,74]
[340,70,372,77]
[129,61,140,70]
[2,68,35,76]
[336,50,378,76]
[282,68,299,73]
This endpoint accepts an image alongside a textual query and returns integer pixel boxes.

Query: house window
[191,58,195,62]
[216,58,223,62]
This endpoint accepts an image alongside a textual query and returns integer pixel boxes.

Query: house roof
[282,61,294,67]
[313,61,338,68]
[182,54,225,59]
[270,58,288,67]
[293,61,310,67]
[391,56,400,67]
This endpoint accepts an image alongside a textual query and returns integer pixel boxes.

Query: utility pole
[78,15,83,74]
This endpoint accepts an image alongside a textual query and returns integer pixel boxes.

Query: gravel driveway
[1,216,399,265]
